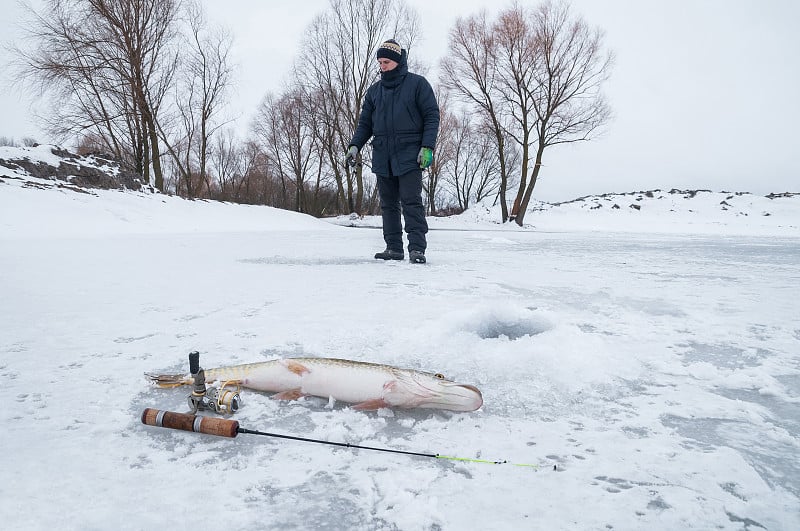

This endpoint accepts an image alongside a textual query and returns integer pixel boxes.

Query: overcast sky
[2,0,798,202]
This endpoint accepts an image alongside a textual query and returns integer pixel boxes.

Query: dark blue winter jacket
[349,52,440,177]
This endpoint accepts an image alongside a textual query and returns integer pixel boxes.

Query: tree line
[14,0,612,225]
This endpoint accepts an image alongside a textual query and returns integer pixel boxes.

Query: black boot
[375,248,404,260]
[409,250,426,264]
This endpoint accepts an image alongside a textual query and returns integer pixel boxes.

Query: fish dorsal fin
[282,359,310,376]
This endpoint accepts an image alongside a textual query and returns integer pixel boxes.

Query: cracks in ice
[592,474,769,528]
[676,340,767,370]
[725,511,767,530]
[661,412,800,497]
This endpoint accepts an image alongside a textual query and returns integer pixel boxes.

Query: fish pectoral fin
[352,399,390,411]
[271,388,306,401]
[282,359,310,376]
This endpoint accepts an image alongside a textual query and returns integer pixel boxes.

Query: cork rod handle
[141,408,239,438]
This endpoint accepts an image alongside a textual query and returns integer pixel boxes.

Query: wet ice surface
[1,194,799,529]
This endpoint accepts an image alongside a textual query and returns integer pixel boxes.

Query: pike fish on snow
[146,357,484,412]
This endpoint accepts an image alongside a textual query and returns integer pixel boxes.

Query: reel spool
[191,380,241,415]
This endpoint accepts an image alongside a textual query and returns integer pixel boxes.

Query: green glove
[417,147,433,169]
[344,145,359,167]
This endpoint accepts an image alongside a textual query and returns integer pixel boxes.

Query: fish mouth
[405,373,484,411]
[437,383,483,411]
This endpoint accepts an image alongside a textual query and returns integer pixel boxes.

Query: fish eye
[434,373,445,379]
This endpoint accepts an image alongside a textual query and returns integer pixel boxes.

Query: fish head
[386,370,484,412]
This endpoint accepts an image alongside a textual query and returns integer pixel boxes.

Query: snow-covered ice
[1,160,798,530]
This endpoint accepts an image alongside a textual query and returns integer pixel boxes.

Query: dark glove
[417,147,433,169]
[344,145,359,167]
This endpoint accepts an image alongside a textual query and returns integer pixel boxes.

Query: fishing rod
[140,408,551,469]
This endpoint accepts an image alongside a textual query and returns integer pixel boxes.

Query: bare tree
[158,2,233,198]
[442,1,612,224]
[229,140,271,205]
[14,0,235,195]
[513,1,612,225]
[441,11,513,221]
[252,89,326,212]
[208,129,241,201]
[492,5,539,221]
[423,86,456,215]
[292,0,420,214]
[83,0,177,191]
[252,93,288,208]
[15,1,138,171]
[14,0,182,190]
[445,111,503,210]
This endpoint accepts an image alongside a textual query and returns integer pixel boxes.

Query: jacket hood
[380,49,408,88]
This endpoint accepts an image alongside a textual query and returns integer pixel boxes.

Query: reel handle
[189,351,200,374]
[141,408,239,438]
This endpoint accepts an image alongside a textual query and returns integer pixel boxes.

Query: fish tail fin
[144,372,191,388]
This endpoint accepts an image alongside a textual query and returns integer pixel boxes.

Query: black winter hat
[376,39,403,63]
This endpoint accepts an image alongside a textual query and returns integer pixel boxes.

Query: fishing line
[141,408,550,470]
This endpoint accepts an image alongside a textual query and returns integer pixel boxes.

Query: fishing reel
[187,351,241,415]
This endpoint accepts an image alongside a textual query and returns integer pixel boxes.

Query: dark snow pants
[377,168,428,253]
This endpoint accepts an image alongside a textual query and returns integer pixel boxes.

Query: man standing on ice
[345,39,440,264]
